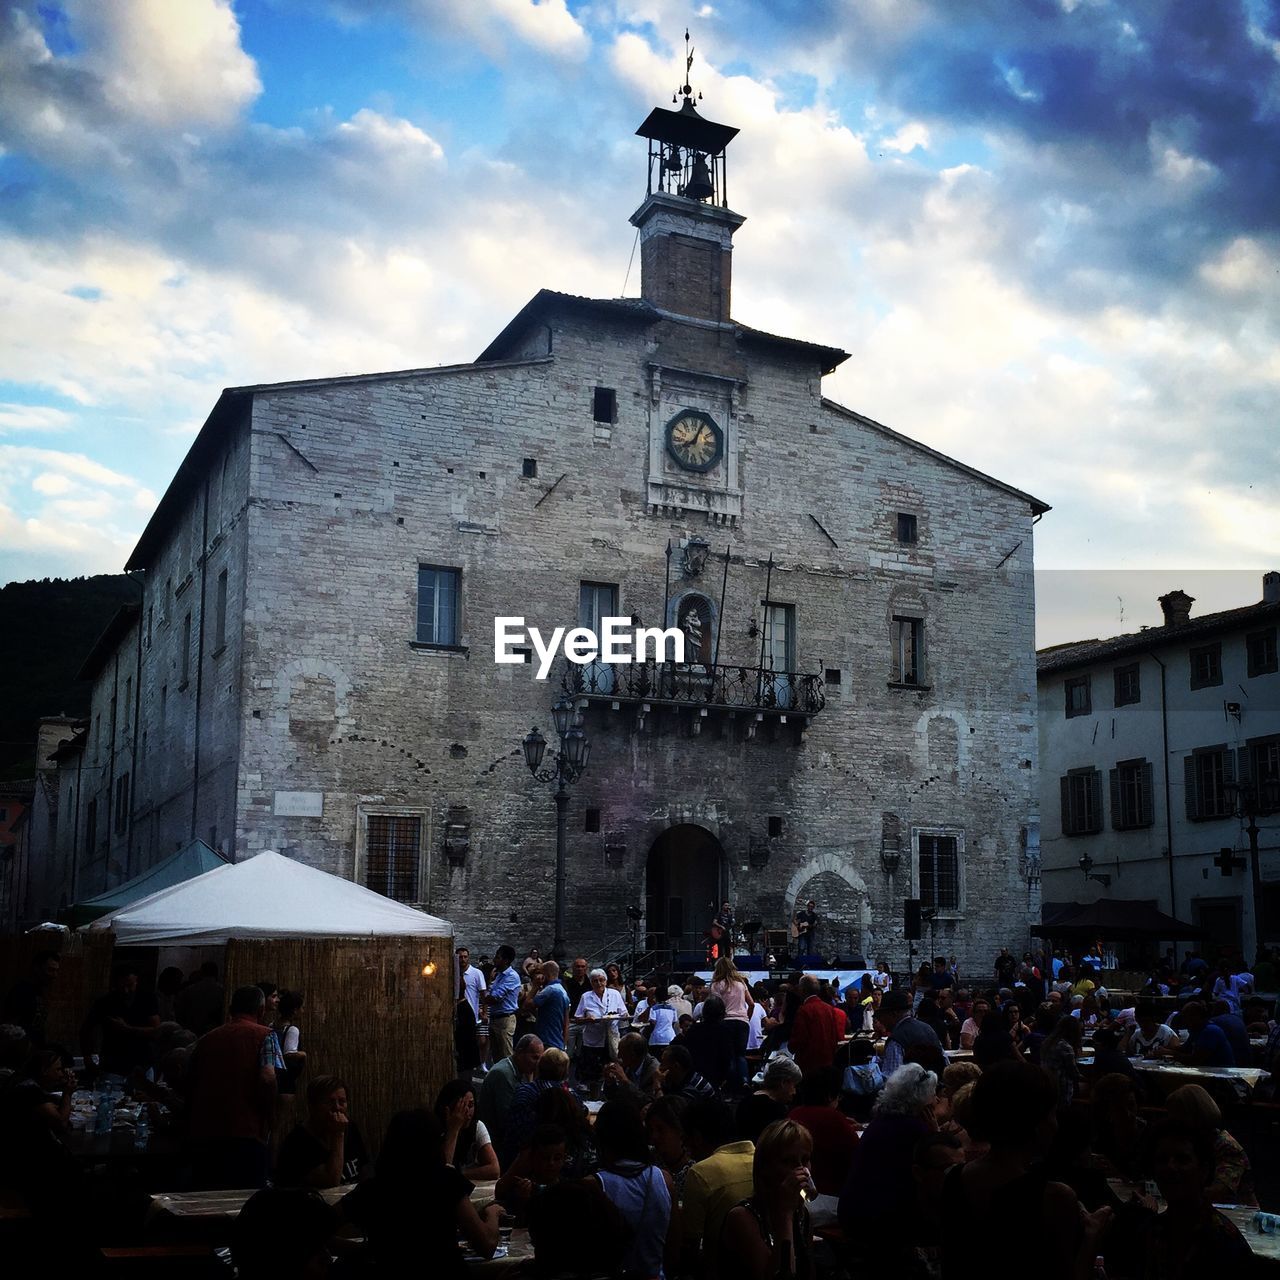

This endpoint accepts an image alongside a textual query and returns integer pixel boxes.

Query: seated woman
[495,1122,569,1216]
[341,1108,499,1278]
[502,1085,596,1189]
[720,1119,815,1280]
[527,1180,630,1280]
[787,1066,859,1196]
[276,1074,369,1188]
[591,1101,677,1280]
[435,1077,500,1182]
[1139,1120,1254,1280]
[939,1063,1112,1280]
[231,1186,337,1280]
[735,1056,803,1144]
[1164,1084,1257,1207]
[646,1095,694,1202]
[1090,1072,1145,1182]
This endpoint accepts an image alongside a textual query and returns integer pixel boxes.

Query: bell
[683,155,714,201]
[663,145,683,173]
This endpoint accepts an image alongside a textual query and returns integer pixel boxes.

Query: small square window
[1189,643,1222,689]
[896,513,918,544]
[1065,675,1091,718]
[593,386,617,423]
[1114,663,1140,707]
[584,808,601,833]
[1247,628,1278,678]
[824,668,841,686]
[522,458,538,478]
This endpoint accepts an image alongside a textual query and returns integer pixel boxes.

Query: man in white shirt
[455,947,487,1072]
[1119,1002,1179,1057]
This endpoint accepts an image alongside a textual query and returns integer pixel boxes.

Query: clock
[665,408,724,473]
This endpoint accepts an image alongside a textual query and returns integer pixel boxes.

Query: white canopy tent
[86,850,451,946]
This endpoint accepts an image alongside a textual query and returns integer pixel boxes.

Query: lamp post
[522,694,591,963]
[1078,852,1112,888]
[1226,781,1264,956]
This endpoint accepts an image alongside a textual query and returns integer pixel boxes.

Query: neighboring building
[0,779,33,929]
[23,88,1047,969]
[1038,573,1280,961]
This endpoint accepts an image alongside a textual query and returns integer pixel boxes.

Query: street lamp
[1225,780,1264,951]
[522,696,591,962]
[1078,852,1112,888]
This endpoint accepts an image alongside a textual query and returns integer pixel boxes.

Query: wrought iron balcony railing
[562,658,826,716]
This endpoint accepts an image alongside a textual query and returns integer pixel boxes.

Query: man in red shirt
[788,1066,859,1194]
[186,985,281,1189]
[788,974,848,1074]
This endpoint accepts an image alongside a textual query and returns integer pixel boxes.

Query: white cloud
[0,404,73,432]
[63,0,261,128]
[882,122,929,153]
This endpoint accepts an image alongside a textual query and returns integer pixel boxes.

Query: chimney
[1265,571,1280,605]
[1158,589,1195,626]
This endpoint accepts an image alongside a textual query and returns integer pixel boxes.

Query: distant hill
[0,575,138,780]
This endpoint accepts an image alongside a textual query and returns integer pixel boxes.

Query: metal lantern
[563,725,590,774]
[522,726,547,774]
[551,694,575,738]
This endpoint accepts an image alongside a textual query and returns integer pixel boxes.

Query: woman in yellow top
[1071,963,1097,999]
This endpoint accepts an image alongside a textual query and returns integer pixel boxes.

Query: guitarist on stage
[707,901,735,962]
[791,899,819,960]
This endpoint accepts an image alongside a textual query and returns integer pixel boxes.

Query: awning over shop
[1035,898,1207,942]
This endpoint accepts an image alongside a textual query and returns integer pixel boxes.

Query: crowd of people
[1,941,1278,1278]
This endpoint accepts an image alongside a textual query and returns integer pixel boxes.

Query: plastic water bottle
[94,1092,113,1136]
[133,1107,150,1151]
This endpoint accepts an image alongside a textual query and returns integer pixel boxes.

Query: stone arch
[913,707,970,773]
[783,854,871,957]
[274,658,353,726]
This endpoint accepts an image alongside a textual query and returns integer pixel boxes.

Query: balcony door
[763,601,795,708]
[579,581,618,693]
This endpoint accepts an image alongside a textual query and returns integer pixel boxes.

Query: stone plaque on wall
[273,790,324,817]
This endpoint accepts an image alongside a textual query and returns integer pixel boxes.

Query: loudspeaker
[904,898,922,941]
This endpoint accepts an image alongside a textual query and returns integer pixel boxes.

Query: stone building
[1038,574,1280,962]
[29,90,1046,971]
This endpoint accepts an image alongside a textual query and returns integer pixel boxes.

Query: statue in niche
[677,597,710,664]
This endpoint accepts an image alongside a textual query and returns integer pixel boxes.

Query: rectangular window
[1114,663,1140,707]
[579,581,619,632]
[1060,768,1103,835]
[181,613,192,685]
[764,602,796,672]
[1240,738,1280,815]
[1248,628,1278,678]
[584,808,601,833]
[145,606,153,651]
[1064,675,1091,717]
[919,834,959,911]
[416,565,461,646]
[84,798,97,856]
[1185,746,1235,821]
[522,457,538,478]
[593,386,617,423]
[214,569,228,651]
[1110,759,1154,829]
[113,773,130,835]
[1189,642,1222,689]
[892,616,925,685]
[896,512,918,544]
[364,814,422,903]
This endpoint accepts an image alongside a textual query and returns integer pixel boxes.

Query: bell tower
[631,33,744,324]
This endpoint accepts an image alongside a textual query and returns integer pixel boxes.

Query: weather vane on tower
[674,28,703,105]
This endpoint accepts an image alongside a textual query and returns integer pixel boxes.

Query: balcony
[561,658,826,741]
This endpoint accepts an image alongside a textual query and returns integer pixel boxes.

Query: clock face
[666,409,723,473]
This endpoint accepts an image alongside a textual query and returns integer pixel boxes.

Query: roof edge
[821,398,1051,515]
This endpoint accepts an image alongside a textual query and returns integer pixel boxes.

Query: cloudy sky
[0,0,1276,644]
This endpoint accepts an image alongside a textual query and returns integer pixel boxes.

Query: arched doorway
[646,825,724,962]
[783,855,871,963]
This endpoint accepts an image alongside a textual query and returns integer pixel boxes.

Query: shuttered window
[1113,663,1140,707]
[1064,675,1091,718]
[1110,759,1154,829]
[1189,643,1222,690]
[1184,746,1235,821]
[1060,768,1103,835]
[1247,628,1278,678]
[919,834,959,911]
[365,815,422,903]
[1238,738,1280,815]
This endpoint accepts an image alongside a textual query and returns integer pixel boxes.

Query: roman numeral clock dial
[665,409,724,473]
